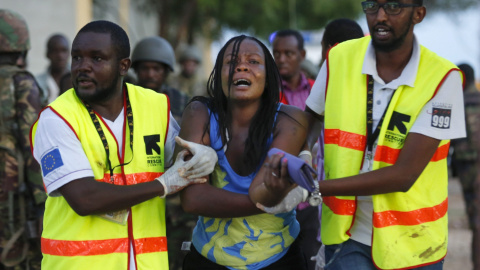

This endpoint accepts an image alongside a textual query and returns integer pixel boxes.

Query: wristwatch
[308,180,322,206]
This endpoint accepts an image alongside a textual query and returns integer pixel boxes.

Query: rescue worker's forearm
[319,133,441,196]
[59,177,165,216]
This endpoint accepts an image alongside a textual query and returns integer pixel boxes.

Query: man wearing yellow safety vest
[30,20,217,270]
[255,0,467,269]
[305,0,467,269]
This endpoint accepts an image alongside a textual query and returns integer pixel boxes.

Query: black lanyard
[366,75,394,153]
[82,88,134,183]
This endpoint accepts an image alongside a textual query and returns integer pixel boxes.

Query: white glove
[156,150,207,198]
[311,244,326,270]
[175,136,218,179]
[299,150,313,167]
[256,186,308,214]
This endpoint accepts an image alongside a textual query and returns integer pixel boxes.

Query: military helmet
[178,45,202,64]
[131,36,175,72]
[0,9,30,53]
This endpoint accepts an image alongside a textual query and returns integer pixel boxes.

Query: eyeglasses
[361,1,420,15]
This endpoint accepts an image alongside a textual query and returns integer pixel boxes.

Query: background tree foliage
[131,0,477,49]
[135,0,362,47]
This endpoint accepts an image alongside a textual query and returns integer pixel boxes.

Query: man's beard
[74,74,120,104]
[371,13,413,53]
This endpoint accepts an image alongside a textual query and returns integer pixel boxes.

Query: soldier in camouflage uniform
[168,45,207,97]
[0,9,46,270]
[131,36,194,270]
[450,63,480,269]
[131,36,190,124]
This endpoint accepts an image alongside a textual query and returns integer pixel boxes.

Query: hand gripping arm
[156,150,206,198]
[175,136,218,179]
[256,186,308,214]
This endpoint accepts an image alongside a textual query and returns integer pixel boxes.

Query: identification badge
[98,209,129,225]
[431,108,451,129]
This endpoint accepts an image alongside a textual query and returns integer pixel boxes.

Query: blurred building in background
[2,0,159,75]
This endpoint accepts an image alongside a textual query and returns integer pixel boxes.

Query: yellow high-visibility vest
[31,83,170,270]
[322,36,461,269]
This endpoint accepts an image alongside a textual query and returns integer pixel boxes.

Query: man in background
[36,34,70,103]
[168,45,206,97]
[320,18,364,66]
[314,18,364,171]
[451,63,480,269]
[272,29,314,109]
[272,29,318,270]
[131,36,190,123]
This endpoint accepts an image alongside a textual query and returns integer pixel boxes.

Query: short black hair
[322,18,364,48]
[46,34,69,52]
[458,63,475,87]
[414,0,424,5]
[77,20,130,59]
[274,29,304,51]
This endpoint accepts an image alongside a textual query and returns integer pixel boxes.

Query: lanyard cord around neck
[82,88,134,183]
[366,75,395,153]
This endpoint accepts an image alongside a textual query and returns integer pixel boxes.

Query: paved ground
[445,177,473,269]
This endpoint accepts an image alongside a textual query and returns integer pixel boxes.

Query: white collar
[362,35,420,89]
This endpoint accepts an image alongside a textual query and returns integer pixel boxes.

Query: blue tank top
[191,104,300,270]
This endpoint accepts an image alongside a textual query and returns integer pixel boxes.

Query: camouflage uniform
[0,10,46,270]
[168,45,207,97]
[168,73,207,98]
[450,83,480,267]
[451,84,480,230]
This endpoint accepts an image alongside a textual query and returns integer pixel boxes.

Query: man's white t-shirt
[34,108,179,196]
[33,107,180,270]
[305,36,466,246]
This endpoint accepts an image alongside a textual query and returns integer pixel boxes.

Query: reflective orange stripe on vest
[431,142,450,162]
[374,142,450,165]
[41,236,167,256]
[373,198,448,228]
[324,129,366,151]
[99,172,163,185]
[323,196,356,216]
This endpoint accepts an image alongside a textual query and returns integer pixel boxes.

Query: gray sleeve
[164,113,180,167]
